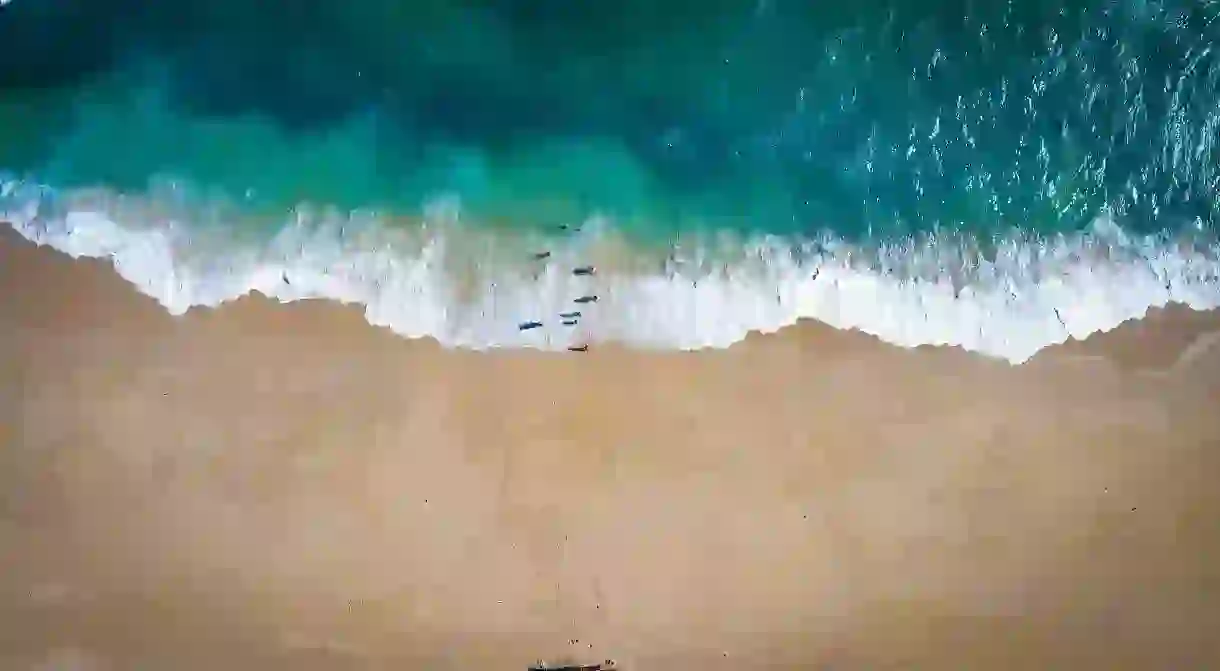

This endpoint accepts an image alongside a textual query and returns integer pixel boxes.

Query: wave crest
[4,178,1219,363]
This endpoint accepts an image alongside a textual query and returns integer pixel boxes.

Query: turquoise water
[2,0,1219,360]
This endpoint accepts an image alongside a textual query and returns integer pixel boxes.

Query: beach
[1,225,1218,669]
[4,0,1220,667]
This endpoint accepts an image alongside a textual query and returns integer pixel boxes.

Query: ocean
[2,0,1218,362]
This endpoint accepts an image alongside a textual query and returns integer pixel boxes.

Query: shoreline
[6,201,1219,363]
[2,227,1219,669]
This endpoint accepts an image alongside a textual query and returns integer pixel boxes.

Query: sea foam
[3,178,1219,363]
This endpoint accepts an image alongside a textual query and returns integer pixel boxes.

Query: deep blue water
[3,0,1216,242]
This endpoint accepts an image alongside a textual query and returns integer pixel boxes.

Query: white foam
[3,178,1219,364]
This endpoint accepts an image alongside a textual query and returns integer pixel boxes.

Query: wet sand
[1,226,1218,670]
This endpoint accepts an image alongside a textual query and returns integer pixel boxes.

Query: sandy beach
[1,225,1218,670]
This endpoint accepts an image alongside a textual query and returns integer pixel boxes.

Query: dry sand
[1,226,1218,670]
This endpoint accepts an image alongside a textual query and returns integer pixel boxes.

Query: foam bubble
[3,178,1218,364]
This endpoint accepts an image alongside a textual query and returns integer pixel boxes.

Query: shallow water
[2,0,1219,360]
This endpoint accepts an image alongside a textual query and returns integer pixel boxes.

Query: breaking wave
[5,177,1218,363]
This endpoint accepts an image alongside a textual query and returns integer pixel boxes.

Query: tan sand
[1,226,1218,670]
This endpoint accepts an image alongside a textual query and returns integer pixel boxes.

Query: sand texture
[1,228,1219,670]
